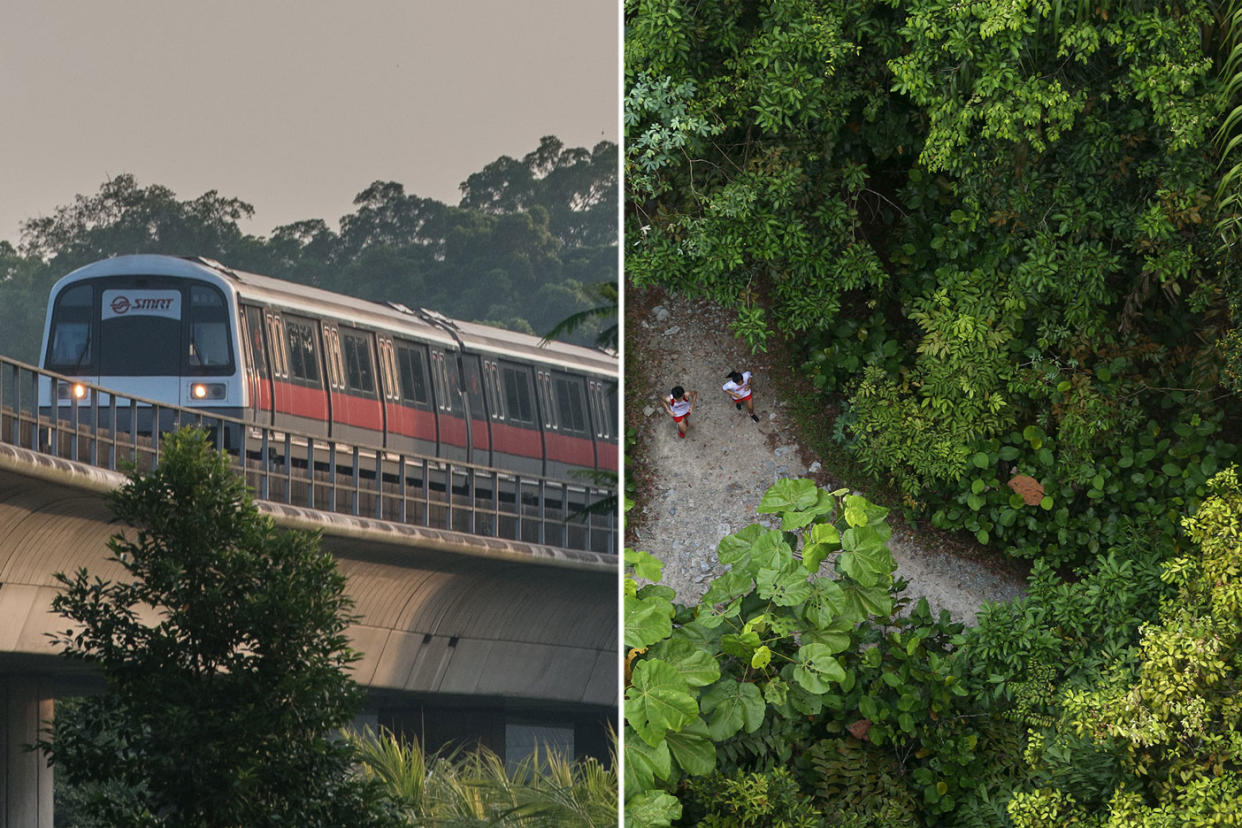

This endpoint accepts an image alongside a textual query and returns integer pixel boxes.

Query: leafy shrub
[679,767,825,827]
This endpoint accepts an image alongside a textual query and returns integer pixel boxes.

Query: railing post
[259,429,270,502]
[374,450,383,520]
[538,480,547,545]
[421,458,429,527]
[398,455,407,523]
[351,446,360,517]
[306,436,315,509]
[284,432,293,505]
[328,442,337,513]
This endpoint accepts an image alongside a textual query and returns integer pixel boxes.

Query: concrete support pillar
[0,678,54,828]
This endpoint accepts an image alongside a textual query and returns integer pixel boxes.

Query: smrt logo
[110,296,175,315]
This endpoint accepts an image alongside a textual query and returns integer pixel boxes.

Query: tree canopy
[42,428,397,827]
[0,136,617,362]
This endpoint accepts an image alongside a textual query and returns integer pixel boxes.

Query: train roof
[53,254,617,379]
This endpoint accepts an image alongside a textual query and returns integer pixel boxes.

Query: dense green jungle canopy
[624,0,1242,824]
[0,136,617,362]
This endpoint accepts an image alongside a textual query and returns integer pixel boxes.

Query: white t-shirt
[722,371,752,401]
[667,395,692,416]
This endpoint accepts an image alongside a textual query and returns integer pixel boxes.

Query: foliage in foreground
[625,479,981,825]
[625,474,1242,826]
[42,427,396,827]
[351,727,618,827]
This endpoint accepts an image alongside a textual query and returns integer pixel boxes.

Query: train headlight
[57,383,89,401]
[190,383,227,401]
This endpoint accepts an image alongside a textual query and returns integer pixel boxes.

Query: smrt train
[39,254,618,481]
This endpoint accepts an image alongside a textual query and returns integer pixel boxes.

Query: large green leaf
[758,478,819,512]
[793,643,847,693]
[843,494,888,527]
[810,522,841,546]
[755,567,813,606]
[716,524,766,565]
[843,583,893,618]
[748,530,792,572]
[625,659,697,746]
[801,578,846,627]
[720,630,762,659]
[837,546,894,588]
[665,717,717,776]
[625,593,674,649]
[624,733,671,793]
[801,615,854,654]
[701,568,752,605]
[623,789,681,828]
[701,678,767,740]
[652,637,721,687]
[625,548,665,582]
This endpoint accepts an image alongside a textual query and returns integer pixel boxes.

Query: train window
[341,330,376,395]
[283,317,322,386]
[482,361,503,420]
[46,284,94,371]
[395,342,431,407]
[500,363,535,425]
[430,351,453,412]
[553,375,589,435]
[587,378,616,439]
[186,286,233,373]
[241,306,268,378]
[265,314,288,378]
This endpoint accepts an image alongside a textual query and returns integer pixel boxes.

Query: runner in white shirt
[662,385,697,439]
[723,370,759,422]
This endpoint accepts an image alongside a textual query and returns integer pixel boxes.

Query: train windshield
[46,283,94,370]
[45,277,234,376]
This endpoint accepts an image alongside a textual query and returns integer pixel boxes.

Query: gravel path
[626,288,1027,626]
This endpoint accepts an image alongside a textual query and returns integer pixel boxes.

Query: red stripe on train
[544,431,596,467]
[384,405,437,441]
[491,421,541,458]
[272,380,328,419]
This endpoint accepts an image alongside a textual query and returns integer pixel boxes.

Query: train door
[267,311,329,438]
[332,325,385,445]
[239,305,273,425]
[459,353,492,468]
[546,372,595,479]
[586,377,618,472]
[488,359,543,477]
[387,338,439,457]
[429,347,467,462]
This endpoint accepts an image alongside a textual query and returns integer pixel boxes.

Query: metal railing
[0,356,617,556]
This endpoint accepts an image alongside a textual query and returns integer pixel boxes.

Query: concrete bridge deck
[0,442,617,825]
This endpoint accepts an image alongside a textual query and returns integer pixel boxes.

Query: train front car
[39,255,245,445]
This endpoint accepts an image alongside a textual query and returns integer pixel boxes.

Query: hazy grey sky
[0,0,618,245]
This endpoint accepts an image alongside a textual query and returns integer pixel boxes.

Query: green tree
[20,173,260,271]
[1009,467,1242,825]
[41,428,396,827]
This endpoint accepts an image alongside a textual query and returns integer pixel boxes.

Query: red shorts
[731,393,752,402]
[672,413,689,423]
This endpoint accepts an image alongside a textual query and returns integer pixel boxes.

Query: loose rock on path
[626,287,1026,626]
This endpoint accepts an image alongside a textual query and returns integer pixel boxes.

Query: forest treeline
[625,0,1242,824]
[0,136,616,362]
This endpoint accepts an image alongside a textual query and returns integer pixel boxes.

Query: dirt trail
[626,287,1027,626]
